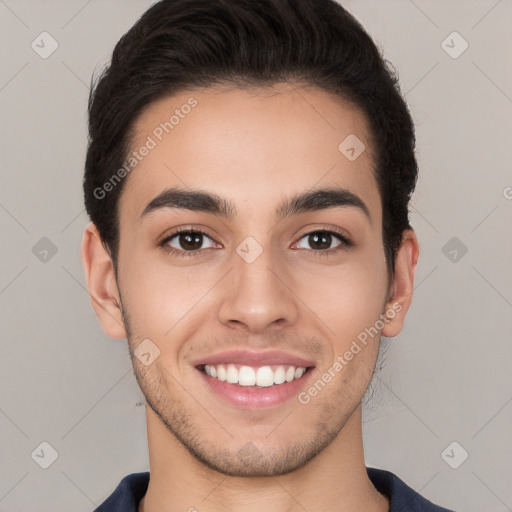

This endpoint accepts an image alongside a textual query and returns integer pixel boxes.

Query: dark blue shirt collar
[94,467,456,511]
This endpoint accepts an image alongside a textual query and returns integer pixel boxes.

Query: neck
[138,404,388,512]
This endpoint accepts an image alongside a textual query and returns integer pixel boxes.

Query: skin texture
[82,83,419,512]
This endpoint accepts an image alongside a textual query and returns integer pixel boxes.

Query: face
[87,83,415,477]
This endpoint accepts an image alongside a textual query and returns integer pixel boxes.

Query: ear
[81,222,127,339]
[381,229,419,338]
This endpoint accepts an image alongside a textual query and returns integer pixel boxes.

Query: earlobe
[81,222,127,339]
[381,230,419,338]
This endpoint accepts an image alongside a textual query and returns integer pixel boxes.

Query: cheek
[119,251,219,338]
[291,248,388,346]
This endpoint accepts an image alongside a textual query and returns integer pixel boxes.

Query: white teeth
[226,364,238,384]
[217,365,226,381]
[285,366,295,382]
[239,365,256,386]
[203,364,308,387]
[273,366,286,384]
[256,366,274,387]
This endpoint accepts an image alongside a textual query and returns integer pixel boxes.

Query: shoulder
[367,467,457,512]
[93,472,150,512]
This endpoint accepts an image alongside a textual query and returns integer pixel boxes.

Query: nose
[217,241,299,334]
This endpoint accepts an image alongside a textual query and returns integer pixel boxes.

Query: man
[81,0,455,510]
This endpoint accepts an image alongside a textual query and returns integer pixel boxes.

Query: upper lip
[192,349,316,368]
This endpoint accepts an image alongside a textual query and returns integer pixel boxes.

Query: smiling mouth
[197,363,314,387]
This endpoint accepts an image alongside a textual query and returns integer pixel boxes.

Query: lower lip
[197,367,314,409]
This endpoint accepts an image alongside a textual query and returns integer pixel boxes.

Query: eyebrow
[139,186,371,224]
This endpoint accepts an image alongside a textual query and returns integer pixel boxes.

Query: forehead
[119,83,380,224]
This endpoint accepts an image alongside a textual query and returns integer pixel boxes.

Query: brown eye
[161,229,216,254]
[293,229,351,256]
[309,232,335,250]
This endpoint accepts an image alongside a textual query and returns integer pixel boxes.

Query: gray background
[0,0,511,511]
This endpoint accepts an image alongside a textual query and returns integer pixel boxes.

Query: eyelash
[159,227,352,258]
